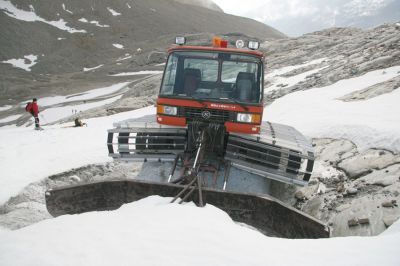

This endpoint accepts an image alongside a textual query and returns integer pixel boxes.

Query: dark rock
[358,217,370,224]
[348,218,359,227]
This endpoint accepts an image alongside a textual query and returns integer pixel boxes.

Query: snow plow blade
[45,179,329,238]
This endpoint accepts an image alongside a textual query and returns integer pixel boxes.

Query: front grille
[181,107,232,123]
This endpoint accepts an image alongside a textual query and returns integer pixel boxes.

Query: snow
[264,65,400,152]
[83,64,103,72]
[0,1,85,33]
[33,82,130,107]
[109,70,163,76]
[116,54,132,61]
[57,37,66,40]
[0,105,12,112]
[61,3,73,14]
[0,105,155,205]
[107,7,121,16]
[1,54,38,72]
[0,114,21,123]
[0,195,399,266]
[78,18,109,27]
[90,20,109,27]
[126,3,132,9]
[112,43,124,49]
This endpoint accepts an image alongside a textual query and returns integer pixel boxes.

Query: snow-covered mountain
[245,0,400,36]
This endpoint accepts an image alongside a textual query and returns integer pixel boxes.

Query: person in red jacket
[27,98,41,130]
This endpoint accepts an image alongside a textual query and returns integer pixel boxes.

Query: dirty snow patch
[107,7,121,16]
[126,3,131,8]
[83,64,104,72]
[0,1,85,33]
[0,115,21,124]
[0,105,12,112]
[57,37,66,40]
[1,54,38,72]
[113,43,124,49]
[34,82,130,107]
[41,95,123,123]
[109,70,162,76]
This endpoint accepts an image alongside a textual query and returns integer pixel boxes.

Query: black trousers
[31,112,40,128]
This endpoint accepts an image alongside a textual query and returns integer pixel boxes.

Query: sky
[212,0,399,36]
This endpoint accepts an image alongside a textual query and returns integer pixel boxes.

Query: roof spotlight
[248,41,260,50]
[175,36,186,45]
[235,39,245,49]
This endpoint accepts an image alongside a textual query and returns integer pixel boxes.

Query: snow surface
[83,64,103,72]
[78,18,109,28]
[0,114,21,123]
[1,54,38,72]
[112,43,124,49]
[107,7,121,16]
[0,105,155,205]
[0,196,399,266]
[0,1,85,33]
[109,70,163,76]
[0,105,12,112]
[28,82,130,107]
[264,65,400,152]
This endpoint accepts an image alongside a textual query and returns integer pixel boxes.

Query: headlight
[157,105,177,116]
[237,113,261,124]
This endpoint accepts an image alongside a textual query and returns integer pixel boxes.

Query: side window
[160,54,178,94]
[184,58,218,81]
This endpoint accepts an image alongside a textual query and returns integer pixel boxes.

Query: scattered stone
[358,217,370,224]
[348,218,359,227]
[381,200,397,208]
[294,190,305,200]
[346,187,358,195]
[383,215,399,227]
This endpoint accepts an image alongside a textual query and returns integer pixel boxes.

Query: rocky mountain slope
[0,0,284,105]
[261,23,400,236]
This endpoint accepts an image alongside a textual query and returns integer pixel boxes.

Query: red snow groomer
[46,37,328,238]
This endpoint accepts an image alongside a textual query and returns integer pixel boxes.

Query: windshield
[160,51,263,104]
